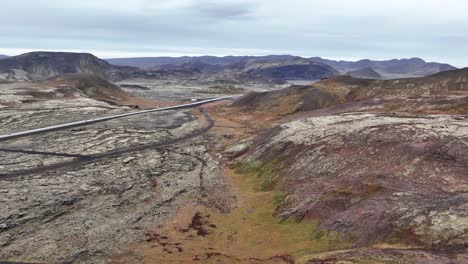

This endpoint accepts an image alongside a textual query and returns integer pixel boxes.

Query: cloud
[0,0,467,67]
[193,1,255,20]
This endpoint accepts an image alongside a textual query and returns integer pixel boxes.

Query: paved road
[0,96,235,142]
[0,108,217,180]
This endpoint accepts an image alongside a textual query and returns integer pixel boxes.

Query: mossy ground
[112,162,352,263]
[111,105,353,263]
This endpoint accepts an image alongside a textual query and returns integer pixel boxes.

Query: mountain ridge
[107,55,456,79]
[310,56,457,78]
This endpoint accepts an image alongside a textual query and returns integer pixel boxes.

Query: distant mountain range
[0,55,9,60]
[0,52,335,83]
[107,55,457,79]
[0,52,458,83]
[106,55,298,68]
[310,57,456,79]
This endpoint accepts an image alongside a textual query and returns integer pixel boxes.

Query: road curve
[0,96,236,142]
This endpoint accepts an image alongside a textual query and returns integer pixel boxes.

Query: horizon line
[0,48,463,68]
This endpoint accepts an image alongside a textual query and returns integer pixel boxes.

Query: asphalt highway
[0,96,235,142]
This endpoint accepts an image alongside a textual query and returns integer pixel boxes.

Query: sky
[0,0,467,67]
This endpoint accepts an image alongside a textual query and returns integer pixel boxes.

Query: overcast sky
[1,0,467,67]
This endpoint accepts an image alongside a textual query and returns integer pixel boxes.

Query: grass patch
[235,159,282,191]
[229,159,353,260]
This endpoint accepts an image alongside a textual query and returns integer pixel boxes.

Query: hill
[346,67,383,79]
[43,74,130,102]
[0,54,8,60]
[316,67,468,100]
[233,67,468,115]
[0,52,132,81]
[234,57,339,82]
[221,66,468,261]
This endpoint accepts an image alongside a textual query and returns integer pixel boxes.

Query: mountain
[234,57,339,82]
[0,55,9,60]
[1,52,457,85]
[107,55,456,80]
[158,61,225,74]
[0,52,133,81]
[346,67,383,79]
[310,57,457,78]
[106,55,297,68]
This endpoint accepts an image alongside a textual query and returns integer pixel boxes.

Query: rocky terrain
[0,79,238,263]
[234,113,468,247]
[213,68,468,263]
[1,52,467,264]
